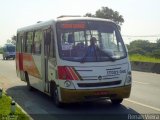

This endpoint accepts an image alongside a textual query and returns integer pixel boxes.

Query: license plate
[94,91,109,95]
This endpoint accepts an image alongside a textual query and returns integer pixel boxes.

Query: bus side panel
[16,52,23,77]
[23,53,44,92]
[23,53,41,78]
[16,53,20,77]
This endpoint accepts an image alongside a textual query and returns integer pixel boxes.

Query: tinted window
[7,46,15,52]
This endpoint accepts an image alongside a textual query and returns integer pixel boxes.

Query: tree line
[84,6,124,25]
[127,39,160,58]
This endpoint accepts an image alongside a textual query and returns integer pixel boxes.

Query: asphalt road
[0,55,160,120]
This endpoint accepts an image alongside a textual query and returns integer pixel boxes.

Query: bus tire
[25,72,33,91]
[50,82,63,107]
[111,98,123,105]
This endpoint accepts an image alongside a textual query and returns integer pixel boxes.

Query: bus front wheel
[50,82,63,107]
[111,98,123,105]
[54,88,61,106]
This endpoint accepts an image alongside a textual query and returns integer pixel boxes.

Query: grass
[129,54,160,63]
[0,47,3,54]
[0,92,30,120]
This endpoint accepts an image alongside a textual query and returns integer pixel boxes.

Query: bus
[3,44,15,60]
[16,16,132,107]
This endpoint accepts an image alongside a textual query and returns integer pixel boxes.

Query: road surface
[0,55,160,120]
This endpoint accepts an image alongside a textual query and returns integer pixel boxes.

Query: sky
[0,0,160,46]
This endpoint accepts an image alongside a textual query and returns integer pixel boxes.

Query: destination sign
[61,23,85,29]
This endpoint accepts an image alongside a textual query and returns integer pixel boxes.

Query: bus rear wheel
[111,98,123,105]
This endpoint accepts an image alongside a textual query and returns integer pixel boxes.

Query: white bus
[16,16,132,107]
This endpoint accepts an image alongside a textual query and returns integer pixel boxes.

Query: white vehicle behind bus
[16,16,132,107]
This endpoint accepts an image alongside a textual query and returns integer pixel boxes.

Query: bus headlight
[125,71,132,85]
[64,81,71,87]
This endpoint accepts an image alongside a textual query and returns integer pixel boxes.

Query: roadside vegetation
[0,47,2,54]
[0,92,29,120]
[129,54,160,63]
[127,39,160,63]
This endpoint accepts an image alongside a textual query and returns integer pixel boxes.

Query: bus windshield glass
[57,20,126,62]
[7,45,15,52]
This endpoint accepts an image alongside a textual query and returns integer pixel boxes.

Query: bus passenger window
[33,30,42,54]
[26,32,33,53]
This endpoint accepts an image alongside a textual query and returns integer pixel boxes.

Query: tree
[156,39,160,48]
[7,39,12,44]
[11,35,16,45]
[84,13,95,17]
[128,40,154,55]
[156,39,160,43]
[151,49,160,58]
[84,7,124,25]
[0,46,3,54]
[127,39,160,58]
[4,35,16,45]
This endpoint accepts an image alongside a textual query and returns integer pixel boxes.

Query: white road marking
[125,99,160,112]
[133,81,150,85]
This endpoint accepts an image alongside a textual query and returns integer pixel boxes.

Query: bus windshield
[57,20,127,62]
[6,45,15,52]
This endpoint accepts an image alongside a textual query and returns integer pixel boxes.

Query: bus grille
[77,80,121,87]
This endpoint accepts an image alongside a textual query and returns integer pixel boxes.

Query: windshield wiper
[81,47,116,63]
[99,50,116,62]
[81,45,99,63]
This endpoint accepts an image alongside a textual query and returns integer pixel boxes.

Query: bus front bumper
[60,85,131,103]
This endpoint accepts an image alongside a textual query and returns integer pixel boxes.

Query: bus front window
[7,46,15,52]
[57,20,127,62]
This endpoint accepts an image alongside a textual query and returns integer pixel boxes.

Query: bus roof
[3,44,15,48]
[57,16,115,23]
[17,20,56,32]
[17,17,117,32]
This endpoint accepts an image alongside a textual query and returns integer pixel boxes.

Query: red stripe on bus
[23,54,41,78]
[67,67,79,80]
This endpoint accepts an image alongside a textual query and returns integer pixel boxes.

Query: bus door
[16,33,24,80]
[44,28,52,93]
